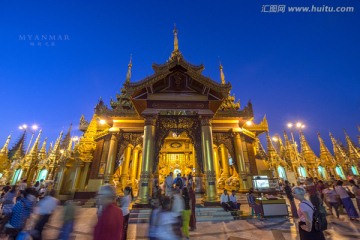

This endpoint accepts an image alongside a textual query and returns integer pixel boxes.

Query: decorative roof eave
[96,107,140,118]
[243,115,268,136]
[125,58,231,97]
[152,57,205,74]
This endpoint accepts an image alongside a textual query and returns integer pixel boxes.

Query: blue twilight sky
[0,0,359,153]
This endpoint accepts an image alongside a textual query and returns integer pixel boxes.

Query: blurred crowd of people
[282,177,360,240]
[0,179,76,240]
[94,172,196,240]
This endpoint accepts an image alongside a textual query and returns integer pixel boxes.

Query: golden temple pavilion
[1,28,359,203]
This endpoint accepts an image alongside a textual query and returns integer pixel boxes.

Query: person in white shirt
[322,183,339,218]
[33,190,59,240]
[292,186,325,240]
[229,190,240,210]
[220,189,232,211]
[165,172,174,197]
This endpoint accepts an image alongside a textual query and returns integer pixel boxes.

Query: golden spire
[125,55,132,84]
[170,24,182,59]
[266,132,276,154]
[38,138,47,160]
[219,63,226,85]
[173,24,179,52]
[317,132,335,168]
[0,134,11,155]
[52,131,63,154]
[299,130,318,166]
[344,130,360,164]
[329,132,348,166]
[266,133,286,173]
[29,129,42,155]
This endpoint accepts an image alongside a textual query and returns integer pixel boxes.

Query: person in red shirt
[93,185,123,240]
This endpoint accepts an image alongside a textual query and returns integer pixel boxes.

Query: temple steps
[129,207,235,224]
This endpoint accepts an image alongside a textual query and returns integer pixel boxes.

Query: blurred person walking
[335,180,359,220]
[33,189,59,240]
[93,184,123,240]
[181,187,191,239]
[349,179,360,212]
[148,198,161,240]
[57,200,76,240]
[2,186,18,216]
[322,183,340,218]
[4,188,36,238]
[121,186,133,240]
[156,196,181,240]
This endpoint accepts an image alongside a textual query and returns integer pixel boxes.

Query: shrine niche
[154,115,202,173]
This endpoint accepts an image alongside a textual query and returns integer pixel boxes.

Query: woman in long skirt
[349,180,360,212]
[335,180,359,221]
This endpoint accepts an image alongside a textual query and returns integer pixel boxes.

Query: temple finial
[173,24,178,52]
[125,54,132,84]
[219,61,226,85]
[170,24,182,59]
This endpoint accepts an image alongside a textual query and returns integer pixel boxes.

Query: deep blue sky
[0,0,359,154]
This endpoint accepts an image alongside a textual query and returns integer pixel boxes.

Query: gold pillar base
[204,170,218,202]
[136,171,151,204]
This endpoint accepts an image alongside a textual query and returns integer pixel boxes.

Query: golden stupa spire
[344,130,360,163]
[0,134,11,155]
[299,131,318,177]
[219,62,226,85]
[170,24,182,59]
[173,24,179,52]
[266,132,276,154]
[125,54,132,84]
[329,132,348,165]
[29,129,42,155]
[52,131,63,154]
[38,138,47,160]
[317,132,335,167]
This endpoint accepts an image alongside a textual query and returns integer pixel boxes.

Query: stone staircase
[129,207,234,224]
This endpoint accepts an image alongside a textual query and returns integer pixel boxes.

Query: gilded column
[213,146,220,182]
[78,162,90,190]
[137,153,143,181]
[130,148,140,188]
[233,132,248,190]
[121,146,133,188]
[201,116,217,202]
[219,144,230,178]
[70,160,82,193]
[137,116,156,204]
[104,134,119,183]
[54,161,66,194]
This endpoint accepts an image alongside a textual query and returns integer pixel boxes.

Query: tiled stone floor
[35,195,360,240]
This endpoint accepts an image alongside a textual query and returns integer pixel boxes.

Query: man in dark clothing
[284,180,299,218]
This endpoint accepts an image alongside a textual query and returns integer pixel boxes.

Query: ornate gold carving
[155,115,203,172]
